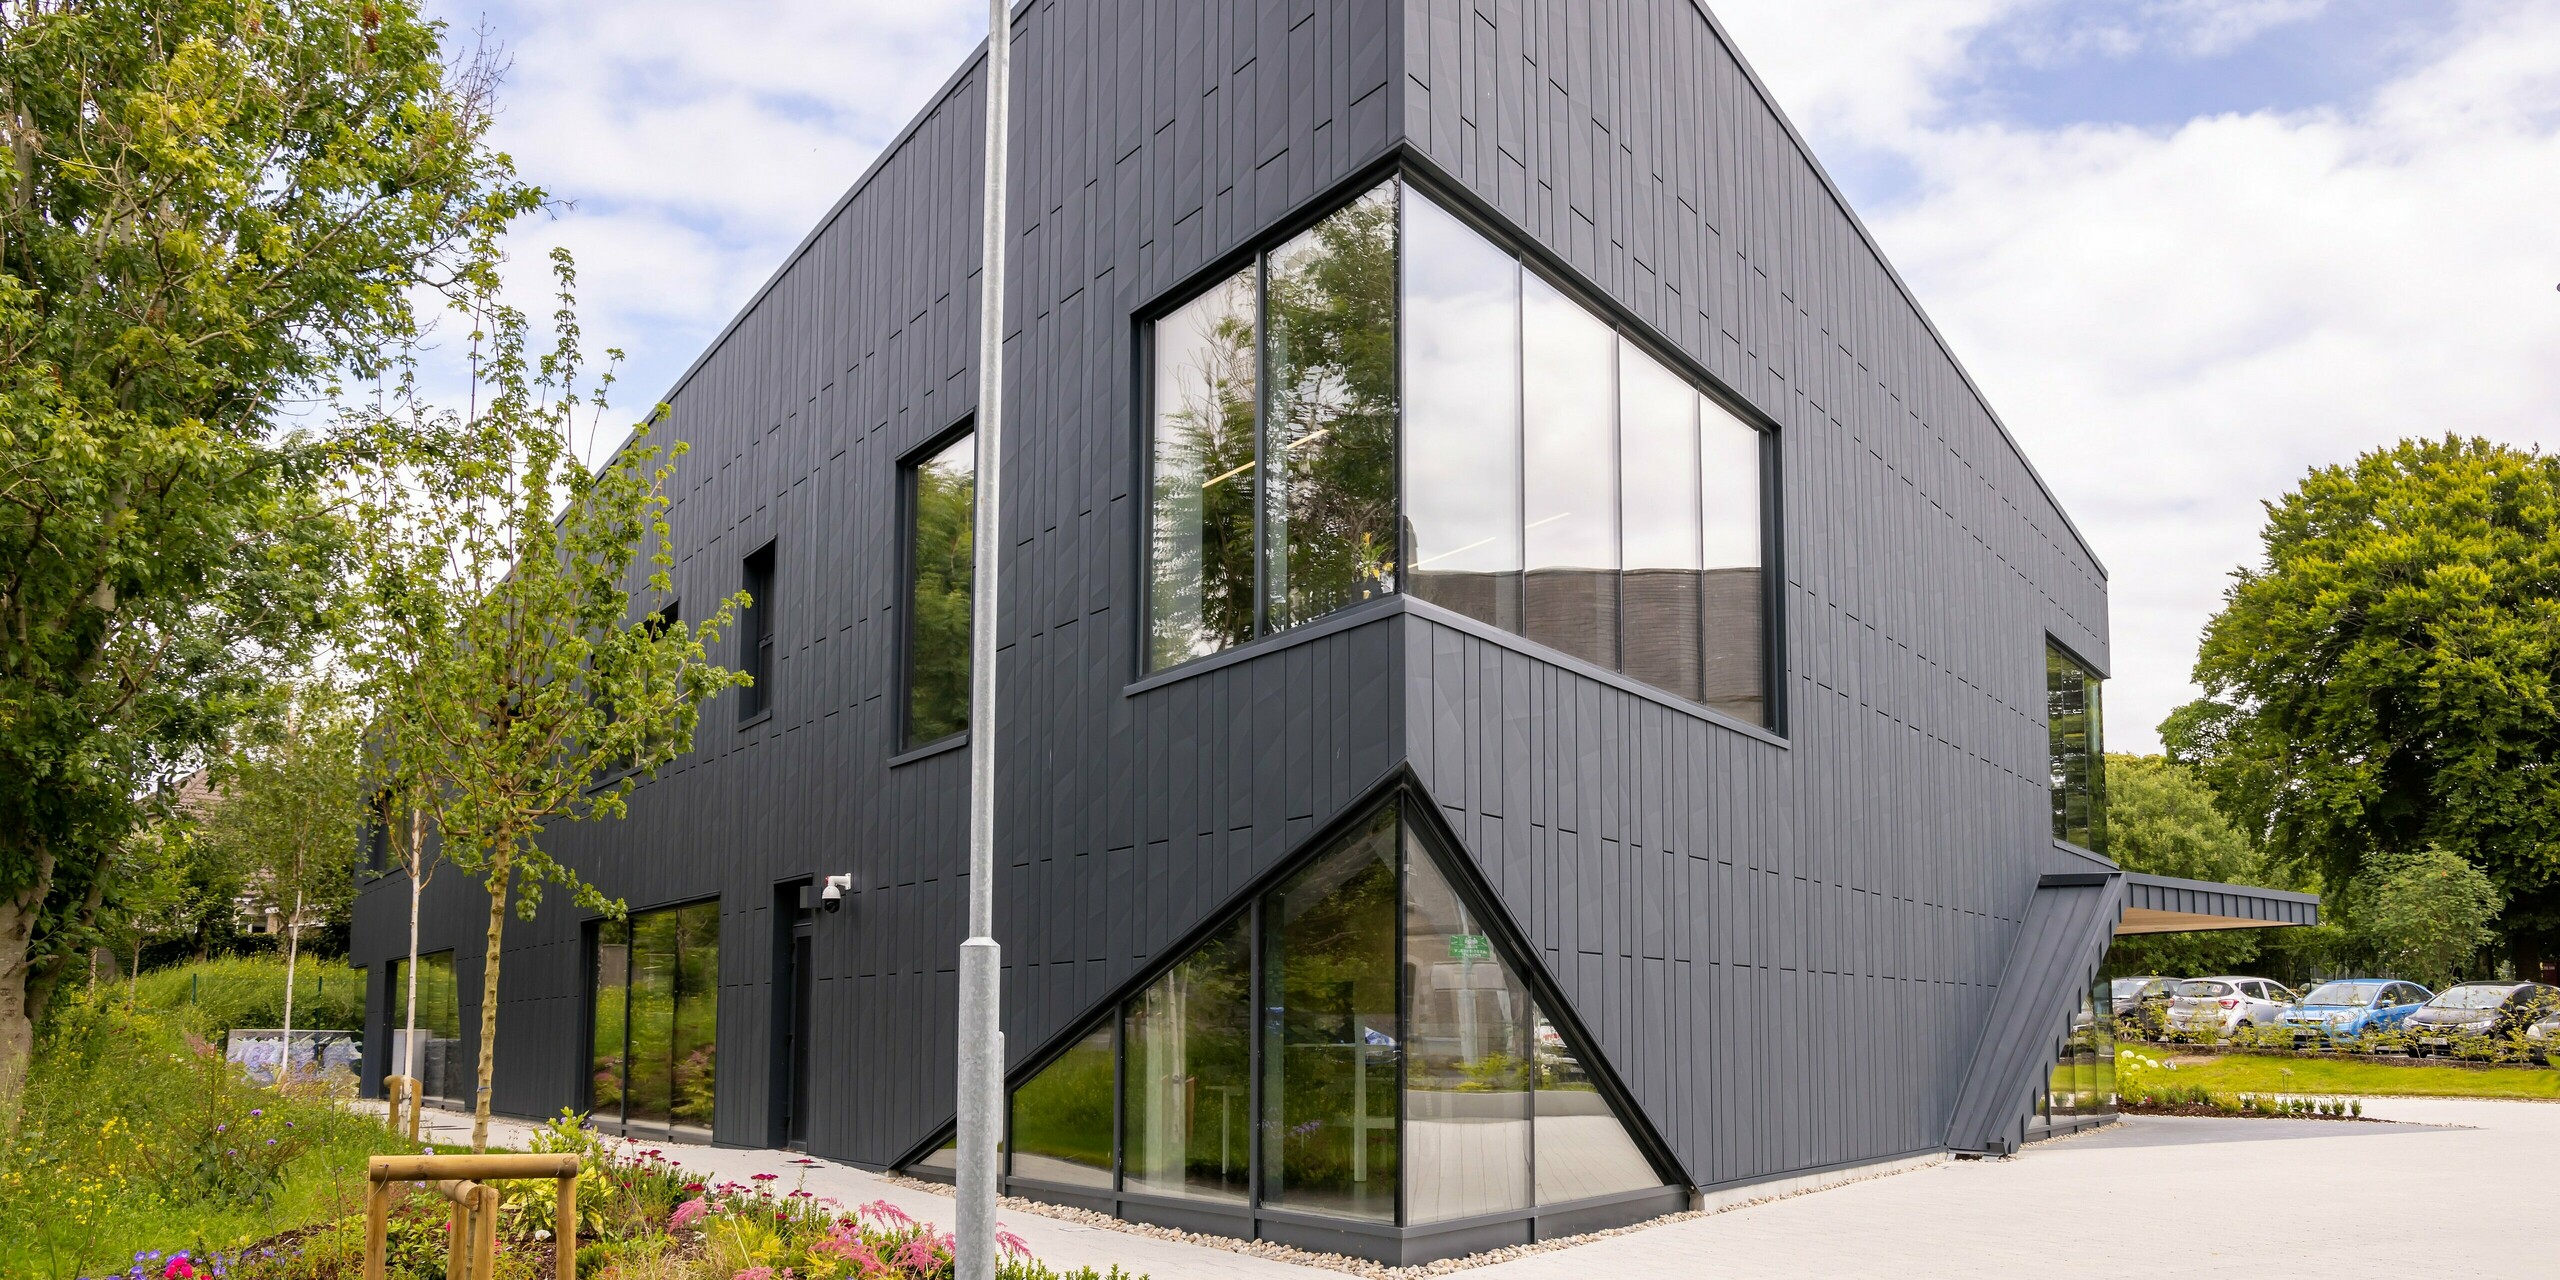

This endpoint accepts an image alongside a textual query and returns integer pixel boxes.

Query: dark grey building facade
[353,0,2307,1263]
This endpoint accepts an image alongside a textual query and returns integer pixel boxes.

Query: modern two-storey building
[355,0,2313,1263]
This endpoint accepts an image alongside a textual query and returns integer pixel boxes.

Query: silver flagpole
[955,0,1012,1276]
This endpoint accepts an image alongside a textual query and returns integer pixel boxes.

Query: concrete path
[404,1097,2555,1278]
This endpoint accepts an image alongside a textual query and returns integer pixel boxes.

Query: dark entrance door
[770,881,816,1148]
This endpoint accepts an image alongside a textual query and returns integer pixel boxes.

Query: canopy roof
[2116,872,2320,935]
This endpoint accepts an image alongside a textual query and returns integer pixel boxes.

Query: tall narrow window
[1699,396,1765,724]
[591,920,630,1124]
[1618,343,1704,703]
[1124,915,1252,1203]
[2047,644,2106,851]
[1263,184,1400,631]
[906,432,975,748]
[1521,272,1620,670]
[1259,803,1401,1221]
[739,543,776,721]
[1149,270,1259,668]
[1402,838,1532,1222]
[389,950,463,1105]
[1402,194,1522,631]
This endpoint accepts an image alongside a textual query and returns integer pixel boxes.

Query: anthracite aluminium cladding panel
[351,0,2109,1202]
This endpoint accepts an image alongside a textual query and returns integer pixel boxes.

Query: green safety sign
[1448,934,1493,962]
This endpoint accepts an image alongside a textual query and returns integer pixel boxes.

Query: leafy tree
[2186,436,2560,968]
[0,0,535,1118]
[352,254,746,1149]
[2344,846,2503,989]
[2099,754,2276,978]
[194,679,365,1080]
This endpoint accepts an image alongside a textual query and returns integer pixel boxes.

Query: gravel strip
[879,1157,1939,1278]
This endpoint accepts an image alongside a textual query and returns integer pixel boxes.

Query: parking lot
[417,1094,2555,1278]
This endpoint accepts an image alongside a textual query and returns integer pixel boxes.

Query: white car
[2166,976,2296,1033]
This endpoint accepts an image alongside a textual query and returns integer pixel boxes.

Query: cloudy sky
[429,0,2560,752]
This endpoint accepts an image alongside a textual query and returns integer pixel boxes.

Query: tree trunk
[279,887,303,1090]
[471,849,512,1152]
[0,841,58,1130]
[405,861,423,1086]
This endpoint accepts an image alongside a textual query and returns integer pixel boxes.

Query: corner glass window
[2047,643,2106,851]
[1144,180,1773,726]
[905,431,976,748]
[1009,1022,1115,1189]
[590,900,720,1140]
[984,796,1670,1230]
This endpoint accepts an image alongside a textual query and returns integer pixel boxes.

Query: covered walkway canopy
[2116,872,2319,935]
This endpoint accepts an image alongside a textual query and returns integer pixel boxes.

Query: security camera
[820,874,853,914]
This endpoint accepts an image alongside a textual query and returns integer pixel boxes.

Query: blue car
[2280,979,2432,1043]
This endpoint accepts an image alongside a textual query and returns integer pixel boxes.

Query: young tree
[358,254,746,1149]
[2100,754,2280,978]
[2347,846,2504,990]
[196,681,367,1082]
[0,0,535,1119]
[2185,436,2560,970]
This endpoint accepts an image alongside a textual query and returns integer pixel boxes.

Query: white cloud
[1713,0,2560,749]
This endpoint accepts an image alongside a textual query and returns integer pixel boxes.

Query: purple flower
[248,1109,263,1117]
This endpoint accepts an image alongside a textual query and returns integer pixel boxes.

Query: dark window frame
[1133,163,1786,735]
[738,541,777,725]
[899,418,979,753]
[2045,635,2108,854]
[584,894,724,1139]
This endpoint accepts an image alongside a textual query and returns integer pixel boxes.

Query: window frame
[1133,165,1785,735]
[2044,634,2109,854]
[738,540,777,725]
[899,418,980,755]
[585,894,724,1139]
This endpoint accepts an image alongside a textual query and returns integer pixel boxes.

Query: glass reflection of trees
[2046,645,2106,851]
[995,797,1668,1229]
[1148,274,1258,668]
[389,951,465,1104]
[1264,185,1401,630]
[906,432,975,747]
[591,900,720,1137]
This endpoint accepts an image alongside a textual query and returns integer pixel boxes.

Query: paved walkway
[408,1097,2554,1278]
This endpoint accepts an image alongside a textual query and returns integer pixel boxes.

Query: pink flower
[163,1259,196,1280]
[895,1237,947,1273]
[859,1199,914,1229]
[669,1197,710,1231]
[996,1227,1031,1258]
[733,1268,774,1280]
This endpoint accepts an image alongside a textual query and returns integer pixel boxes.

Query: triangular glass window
[1007,1020,1113,1189]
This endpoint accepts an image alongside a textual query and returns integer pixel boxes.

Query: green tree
[2345,846,2503,989]
[194,678,365,1080]
[2099,753,2276,978]
[2186,436,2560,967]
[354,254,746,1149]
[0,0,535,1118]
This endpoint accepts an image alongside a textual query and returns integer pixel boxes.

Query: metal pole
[955,1,1012,1278]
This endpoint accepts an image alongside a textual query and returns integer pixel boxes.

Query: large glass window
[1124,914,1253,1203]
[1263,186,1401,630]
[387,950,463,1105]
[1010,1022,1116,1189]
[2047,644,2106,851]
[590,899,720,1138]
[1403,845,1532,1222]
[1148,272,1259,668]
[1261,804,1402,1221]
[1145,181,1772,726]
[985,797,1668,1229]
[1402,195,1521,631]
[906,432,975,748]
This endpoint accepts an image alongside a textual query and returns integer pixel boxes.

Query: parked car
[2402,982,2560,1056]
[2526,1008,2560,1064]
[2277,979,2432,1044]
[2166,976,2297,1034]
[2110,976,2177,1015]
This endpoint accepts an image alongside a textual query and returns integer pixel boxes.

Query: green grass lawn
[1,994,424,1280]
[2119,1047,2560,1101]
